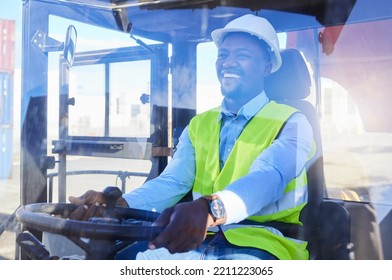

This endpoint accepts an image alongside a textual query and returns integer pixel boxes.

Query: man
[69,14,313,260]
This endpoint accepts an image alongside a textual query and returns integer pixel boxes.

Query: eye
[237,51,251,59]
[217,52,228,60]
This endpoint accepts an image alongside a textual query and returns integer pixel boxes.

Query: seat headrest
[265,48,311,100]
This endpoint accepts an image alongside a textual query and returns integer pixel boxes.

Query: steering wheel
[15,186,164,260]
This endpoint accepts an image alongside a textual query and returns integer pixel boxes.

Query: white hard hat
[211,14,282,73]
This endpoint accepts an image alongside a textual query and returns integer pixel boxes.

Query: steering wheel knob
[102,186,123,218]
[103,186,123,199]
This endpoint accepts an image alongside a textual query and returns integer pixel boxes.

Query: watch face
[210,199,225,219]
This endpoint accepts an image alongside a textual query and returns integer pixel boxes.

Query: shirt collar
[218,91,269,122]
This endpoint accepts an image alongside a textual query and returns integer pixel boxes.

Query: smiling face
[215,32,272,106]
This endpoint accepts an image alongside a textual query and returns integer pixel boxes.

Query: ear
[264,62,273,77]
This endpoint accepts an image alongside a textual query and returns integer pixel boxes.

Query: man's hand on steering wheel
[148,198,214,254]
[68,189,216,254]
[68,190,128,221]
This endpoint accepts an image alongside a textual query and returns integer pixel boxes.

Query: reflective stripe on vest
[188,101,309,260]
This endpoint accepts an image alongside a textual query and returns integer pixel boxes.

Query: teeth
[223,73,240,78]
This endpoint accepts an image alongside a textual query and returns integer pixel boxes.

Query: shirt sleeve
[216,112,313,224]
[122,126,195,212]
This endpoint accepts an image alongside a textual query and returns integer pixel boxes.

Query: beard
[220,78,243,99]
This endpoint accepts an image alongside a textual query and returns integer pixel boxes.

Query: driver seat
[265,48,351,260]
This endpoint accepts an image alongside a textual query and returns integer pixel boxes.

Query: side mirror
[63,25,77,67]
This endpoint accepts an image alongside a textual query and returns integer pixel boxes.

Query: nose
[220,54,238,68]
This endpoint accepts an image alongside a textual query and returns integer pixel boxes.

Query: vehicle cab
[1,0,392,260]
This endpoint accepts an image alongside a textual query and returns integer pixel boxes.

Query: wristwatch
[200,195,226,226]
[210,197,226,221]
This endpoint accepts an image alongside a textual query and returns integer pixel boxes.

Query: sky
[0,0,22,20]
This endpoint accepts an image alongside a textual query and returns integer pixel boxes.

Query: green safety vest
[188,101,309,260]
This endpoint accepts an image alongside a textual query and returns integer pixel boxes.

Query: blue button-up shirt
[123,92,313,224]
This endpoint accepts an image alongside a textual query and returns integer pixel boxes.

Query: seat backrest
[265,48,323,167]
[266,49,353,260]
[265,48,327,259]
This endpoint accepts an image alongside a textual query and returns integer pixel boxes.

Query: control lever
[16,231,59,260]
